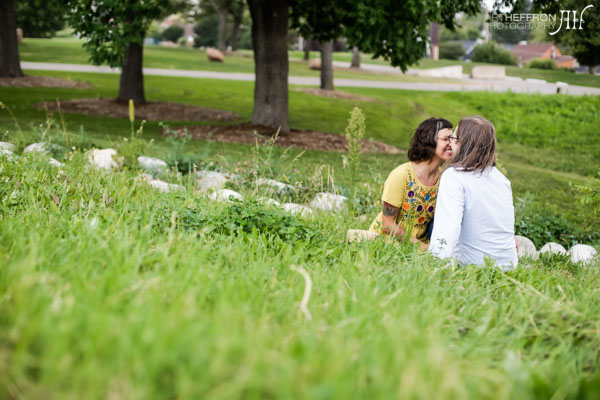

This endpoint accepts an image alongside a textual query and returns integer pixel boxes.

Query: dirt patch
[295,88,380,102]
[0,75,92,88]
[171,123,403,154]
[38,98,239,122]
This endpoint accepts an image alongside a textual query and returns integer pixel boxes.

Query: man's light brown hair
[447,115,496,173]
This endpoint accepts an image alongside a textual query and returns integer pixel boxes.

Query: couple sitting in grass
[369,115,518,269]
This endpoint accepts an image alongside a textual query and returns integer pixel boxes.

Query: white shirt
[429,166,518,269]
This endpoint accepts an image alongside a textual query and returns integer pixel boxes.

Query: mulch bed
[0,75,92,88]
[38,98,239,122]
[170,123,403,154]
[295,88,380,102]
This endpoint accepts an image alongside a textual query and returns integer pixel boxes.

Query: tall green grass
[1,147,599,399]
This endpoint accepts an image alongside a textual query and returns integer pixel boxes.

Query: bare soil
[38,98,239,122]
[0,75,92,88]
[295,88,380,102]
[170,123,402,154]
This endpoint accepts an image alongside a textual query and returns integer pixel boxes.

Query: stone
[539,242,567,256]
[138,156,168,175]
[149,179,184,193]
[567,244,597,264]
[282,203,313,218]
[259,197,281,207]
[257,178,294,194]
[206,48,224,62]
[88,148,123,171]
[308,58,321,70]
[0,147,16,161]
[515,235,538,259]
[0,142,16,153]
[359,215,368,223]
[139,173,154,182]
[470,66,506,80]
[24,142,53,155]
[346,229,379,243]
[196,170,229,192]
[48,158,64,167]
[416,65,463,79]
[209,189,243,202]
[309,192,348,211]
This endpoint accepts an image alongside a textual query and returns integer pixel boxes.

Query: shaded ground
[295,88,380,102]
[0,75,91,88]
[38,98,239,122]
[170,123,402,154]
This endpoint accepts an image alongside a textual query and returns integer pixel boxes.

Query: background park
[1,0,600,398]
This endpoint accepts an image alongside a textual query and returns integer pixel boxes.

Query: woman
[429,115,518,269]
[369,117,455,248]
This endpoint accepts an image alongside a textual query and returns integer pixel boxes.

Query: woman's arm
[381,201,428,250]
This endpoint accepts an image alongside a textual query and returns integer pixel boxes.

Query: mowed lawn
[1,69,600,398]
[20,38,600,88]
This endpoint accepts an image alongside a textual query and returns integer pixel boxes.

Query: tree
[230,0,245,51]
[163,25,185,42]
[320,40,334,90]
[0,0,24,77]
[67,0,178,104]
[350,46,360,68]
[249,0,480,131]
[16,0,67,38]
[247,0,290,130]
[540,0,600,73]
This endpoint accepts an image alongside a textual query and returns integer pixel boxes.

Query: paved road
[21,61,600,96]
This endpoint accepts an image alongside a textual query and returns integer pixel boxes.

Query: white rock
[0,147,16,161]
[149,179,184,193]
[48,158,64,167]
[347,229,380,243]
[539,242,567,256]
[139,173,153,182]
[259,197,281,207]
[0,142,16,152]
[24,142,52,155]
[359,215,368,223]
[568,244,598,264]
[257,178,294,193]
[196,170,229,192]
[88,148,123,171]
[282,203,313,218]
[309,192,348,211]
[209,189,243,202]
[138,156,167,175]
[515,235,538,260]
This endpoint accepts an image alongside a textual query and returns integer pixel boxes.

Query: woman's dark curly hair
[407,117,453,162]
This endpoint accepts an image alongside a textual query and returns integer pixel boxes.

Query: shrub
[526,58,557,70]
[471,42,518,66]
[163,25,184,43]
[345,107,366,183]
[439,41,465,60]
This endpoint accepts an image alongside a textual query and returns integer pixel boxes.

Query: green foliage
[180,199,322,244]
[526,57,557,70]
[471,42,518,65]
[291,0,481,71]
[439,41,465,60]
[193,15,220,48]
[344,107,365,183]
[66,0,175,67]
[574,168,600,220]
[514,193,599,248]
[16,0,66,38]
[163,25,185,43]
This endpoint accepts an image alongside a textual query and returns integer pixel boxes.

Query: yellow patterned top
[368,162,439,242]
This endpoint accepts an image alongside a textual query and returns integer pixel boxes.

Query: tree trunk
[350,46,360,68]
[589,65,596,75]
[117,40,146,104]
[230,1,244,51]
[0,0,24,78]
[303,37,311,60]
[217,9,227,52]
[320,40,334,90]
[247,0,289,132]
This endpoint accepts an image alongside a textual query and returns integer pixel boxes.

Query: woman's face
[434,128,454,161]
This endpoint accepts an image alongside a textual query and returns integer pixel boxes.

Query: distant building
[510,43,577,68]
